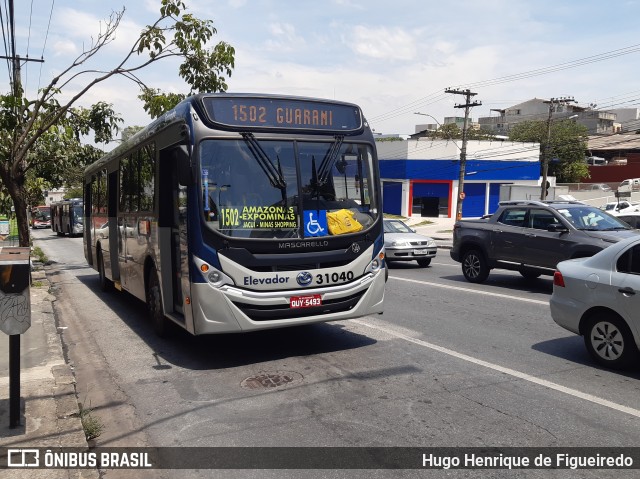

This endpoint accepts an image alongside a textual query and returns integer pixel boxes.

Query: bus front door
[158,146,190,326]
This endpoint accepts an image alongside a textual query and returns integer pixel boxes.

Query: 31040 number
[315,271,354,284]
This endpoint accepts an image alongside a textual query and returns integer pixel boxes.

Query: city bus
[51,198,84,236]
[83,93,385,336]
[31,205,51,229]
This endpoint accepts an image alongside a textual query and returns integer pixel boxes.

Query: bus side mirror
[174,145,192,186]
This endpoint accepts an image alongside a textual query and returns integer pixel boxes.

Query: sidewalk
[0,259,97,478]
[402,215,455,250]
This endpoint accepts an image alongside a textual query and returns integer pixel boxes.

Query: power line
[37,0,55,93]
[370,42,640,130]
[0,1,13,87]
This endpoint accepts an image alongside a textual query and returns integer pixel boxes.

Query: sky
[6,0,640,139]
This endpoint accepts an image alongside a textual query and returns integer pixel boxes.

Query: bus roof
[85,93,370,177]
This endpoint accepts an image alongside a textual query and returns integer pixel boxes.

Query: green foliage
[0,188,13,217]
[70,102,123,144]
[138,88,186,119]
[437,123,461,139]
[137,0,236,118]
[375,137,404,142]
[79,402,104,441]
[64,187,84,199]
[32,246,48,264]
[420,123,494,141]
[24,175,51,207]
[121,126,145,142]
[0,0,235,246]
[509,119,589,183]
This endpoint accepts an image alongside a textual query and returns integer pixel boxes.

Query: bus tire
[97,250,113,292]
[147,266,170,338]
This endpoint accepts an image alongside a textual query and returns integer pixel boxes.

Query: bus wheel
[97,250,113,292]
[147,266,170,338]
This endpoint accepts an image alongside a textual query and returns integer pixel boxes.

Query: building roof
[588,134,640,151]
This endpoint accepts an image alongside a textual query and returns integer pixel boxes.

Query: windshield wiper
[241,133,287,191]
[309,155,323,210]
[316,135,344,185]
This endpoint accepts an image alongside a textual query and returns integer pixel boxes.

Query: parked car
[600,201,634,213]
[383,219,437,267]
[451,200,639,283]
[619,178,640,191]
[590,183,612,192]
[550,235,640,369]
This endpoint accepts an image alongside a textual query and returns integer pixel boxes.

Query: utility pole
[0,54,45,95]
[540,97,575,200]
[0,0,44,429]
[445,88,481,220]
[0,0,44,97]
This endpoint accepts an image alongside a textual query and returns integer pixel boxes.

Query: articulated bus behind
[84,93,385,336]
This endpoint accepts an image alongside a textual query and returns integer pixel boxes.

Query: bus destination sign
[202,97,363,132]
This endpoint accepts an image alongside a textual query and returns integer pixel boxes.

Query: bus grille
[232,291,365,321]
[251,259,352,272]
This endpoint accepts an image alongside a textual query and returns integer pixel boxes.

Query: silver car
[550,235,640,369]
[383,219,437,267]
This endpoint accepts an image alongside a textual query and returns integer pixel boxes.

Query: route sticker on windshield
[220,206,297,230]
[303,210,328,237]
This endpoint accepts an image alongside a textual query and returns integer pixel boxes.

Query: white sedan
[383,219,437,267]
[550,235,640,369]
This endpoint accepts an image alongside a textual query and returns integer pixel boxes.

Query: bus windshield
[73,205,84,224]
[199,139,378,239]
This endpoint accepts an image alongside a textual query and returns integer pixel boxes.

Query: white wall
[376,139,540,161]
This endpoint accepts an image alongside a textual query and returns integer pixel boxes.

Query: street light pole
[540,97,576,200]
[540,102,554,200]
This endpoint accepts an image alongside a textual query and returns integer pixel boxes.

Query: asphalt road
[32,229,640,478]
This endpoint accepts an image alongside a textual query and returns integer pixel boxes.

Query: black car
[450,200,640,283]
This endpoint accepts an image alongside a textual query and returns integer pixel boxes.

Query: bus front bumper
[189,269,385,334]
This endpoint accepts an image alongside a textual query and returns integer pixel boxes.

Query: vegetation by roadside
[78,401,105,441]
[32,246,49,264]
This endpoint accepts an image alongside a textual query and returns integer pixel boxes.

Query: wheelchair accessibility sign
[303,210,328,237]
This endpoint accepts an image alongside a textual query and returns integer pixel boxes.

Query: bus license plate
[290,295,322,309]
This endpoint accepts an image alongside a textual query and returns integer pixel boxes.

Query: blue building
[377,139,541,218]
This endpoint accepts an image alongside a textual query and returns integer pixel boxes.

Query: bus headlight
[367,250,385,273]
[193,256,234,287]
[207,271,222,283]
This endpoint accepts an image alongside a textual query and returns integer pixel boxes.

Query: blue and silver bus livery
[84,93,385,336]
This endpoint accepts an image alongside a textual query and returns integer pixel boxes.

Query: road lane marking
[353,319,640,419]
[389,276,549,305]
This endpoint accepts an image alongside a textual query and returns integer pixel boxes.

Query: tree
[508,119,589,183]
[0,0,235,246]
[420,123,493,141]
[0,95,120,245]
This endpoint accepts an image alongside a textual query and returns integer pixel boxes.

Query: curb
[0,266,98,478]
